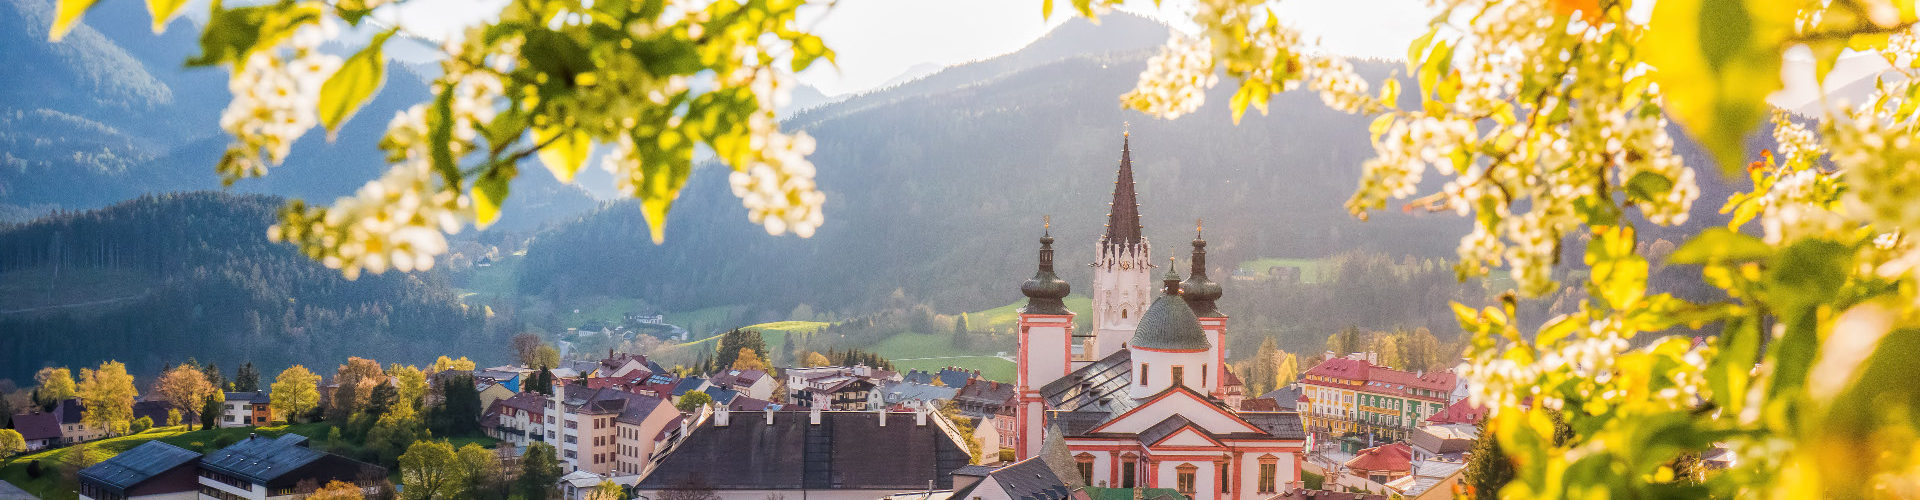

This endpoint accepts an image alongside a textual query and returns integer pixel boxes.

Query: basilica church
[1012,133,1309,498]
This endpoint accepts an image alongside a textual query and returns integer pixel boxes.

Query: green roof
[1129,293,1209,351]
[1083,487,1188,500]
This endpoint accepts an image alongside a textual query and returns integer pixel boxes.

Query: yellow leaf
[534,126,591,183]
[48,0,100,41]
[1642,0,1795,173]
[145,0,188,33]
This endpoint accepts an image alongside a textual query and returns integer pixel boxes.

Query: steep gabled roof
[1039,349,1134,415]
[1425,398,1486,425]
[1346,443,1413,473]
[949,458,1073,500]
[11,412,60,441]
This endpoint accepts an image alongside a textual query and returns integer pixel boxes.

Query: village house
[707,369,776,401]
[1343,443,1413,485]
[11,411,62,451]
[953,378,1019,452]
[1299,355,1457,443]
[220,391,274,428]
[485,391,550,448]
[548,382,680,475]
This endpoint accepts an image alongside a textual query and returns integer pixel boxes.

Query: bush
[130,416,154,434]
[25,460,42,478]
[1303,471,1324,490]
[211,434,242,449]
[998,448,1014,463]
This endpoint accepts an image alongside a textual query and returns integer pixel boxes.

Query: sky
[370,0,1438,96]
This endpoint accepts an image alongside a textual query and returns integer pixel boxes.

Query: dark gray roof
[1238,412,1308,440]
[672,377,707,396]
[1261,386,1303,411]
[11,411,61,440]
[224,391,271,404]
[57,398,84,424]
[637,411,970,490]
[950,458,1071,500]
[1039,349,1135,416]
[1138,415,1196,446]
[952,465,997,477]
[200,434,327,484]
[79,441,200,493]
[1129,292,1209,351]
[1102,134,1143,247]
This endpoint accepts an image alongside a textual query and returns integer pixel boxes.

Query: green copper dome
[1130,268,1210,351]
[1021,233,1072,315]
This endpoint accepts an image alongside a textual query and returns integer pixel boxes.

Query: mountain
[0,0,597,230]
[874,62,947,90]
[0,192,509,381]
[513,12,1755,321]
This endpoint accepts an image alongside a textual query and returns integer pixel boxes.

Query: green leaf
[471,165,514,228]
[1625,171,1674,203]
[145,0,188,33]
[790,34,830,72]
[534,125,591,183]
[427,84,459,189]
[1667,228,1772,264]
[318,29,393,139]
[1641,0,1792,174]
[188,1,324,67]
[631,130,695,244]
[48,0,99,41]
[1586,226,1648,309]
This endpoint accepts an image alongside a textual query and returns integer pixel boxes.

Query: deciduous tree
[157,364,219,429]
[271,365,322,423]
[0,429,24,458]
[398,440,457,500]
[389,364,428,411]
[676,391,712,413]
[34,367,75,408]
[77,361,136,434]
[308,480,366,500]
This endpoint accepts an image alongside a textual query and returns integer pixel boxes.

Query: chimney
[916,408,928,426]
[879,408,888,426]
[1368,352,1378,365]
[810,406,823,425]
[766,408,776,425]
[715,408,731,427]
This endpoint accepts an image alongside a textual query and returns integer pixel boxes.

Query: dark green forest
[0,193,507,381]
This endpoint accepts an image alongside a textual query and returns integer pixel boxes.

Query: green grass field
[0,423,331,499]
[456,252,523,301]
[964,294,1093,332]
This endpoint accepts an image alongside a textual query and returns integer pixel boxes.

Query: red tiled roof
[1344,443,1412,473]
[1425,398,1486,425]
[1302,358,1453,401]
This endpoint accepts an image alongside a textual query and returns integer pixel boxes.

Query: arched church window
[1201,364,1208,387]
[1140,364,1150,386]
[1121,309,1128,319]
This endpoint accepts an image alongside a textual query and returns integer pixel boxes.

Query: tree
[433,356,476,373]
[517,442,564,500]
[398,440,458,500]
[77,361,137,434]
[157,364,218,429]
[587,480,624,500]
[428,374,480,437]
[166,409,182,427]
[199,362,227,393]
[0,429,23,459]
[1325,327,1363,358]
[713,330,768,370]
[953,313,970,337]
[676,391,713,413]
[390,364,429,411]
[531,345,561,370]
[455,443,505,499]
[271,365,323,423]
[234,362,262,392]
[802,352,831,368]
[512,333,544,367]
[526,367,554,396]
[34,367,75,408]
[1274,352,1299,387]
[308,480,366,500]
[330,357,386,423]
[365,403,425,466]
[200,393,224,429]
[1463,421,1512,500]
[731,348,770,372]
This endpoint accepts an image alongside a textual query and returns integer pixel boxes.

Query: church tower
[1016,220,1074,460]
[1182,223,1229,398]
[1091,133,1153,360]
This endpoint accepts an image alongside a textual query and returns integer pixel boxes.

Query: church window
[1076,453,1096,486]
[1201,364,1209,387]
[1121,309,1128,319]
[1171,366,1185,386]
[1220,460,1231,493]
[1176,464,1198,494]
[1258,455,1279,493]
[1121,456,1138,488]
[1140,365,1149,386]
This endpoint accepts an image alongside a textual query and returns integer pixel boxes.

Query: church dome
[1181,236,1224,318]
[1021,234,1073,315]
[1130,267,1209,351]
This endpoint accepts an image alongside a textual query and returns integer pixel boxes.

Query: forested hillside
[0,193,507,381]
[513,16,1472,315]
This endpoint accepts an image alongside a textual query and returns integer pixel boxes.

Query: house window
[1171,366,1184,387]
[1076,453,1096,486]
[1258,456,1279,493]
[1220,460,1231,493]
[1176,464,1197,494]
[1140,365,1149,386]
[1121,456,1137,488]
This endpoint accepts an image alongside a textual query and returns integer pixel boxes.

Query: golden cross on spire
[1123,121,1131,136]
[1044,215,1051,230]
[1196,218,1204,238]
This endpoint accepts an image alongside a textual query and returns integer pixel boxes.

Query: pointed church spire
[1103,132,1143,247]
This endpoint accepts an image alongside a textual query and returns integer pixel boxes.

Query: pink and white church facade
[1012,133,1309,499]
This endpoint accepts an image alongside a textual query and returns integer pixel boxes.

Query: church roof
[1102,134,1143,247]
[1039,349,1135,415]
[1181,228,1224,318]
[1021,227,1072,315]
[1129,272,1209,351]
